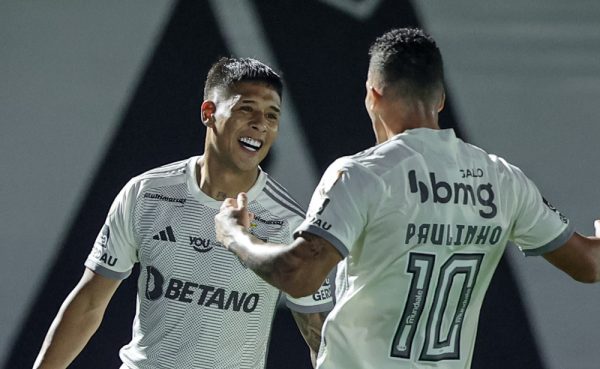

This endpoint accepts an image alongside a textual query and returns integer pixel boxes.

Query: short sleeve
[294,158,382,257]
[284,271,335,313]
[284,211,334,312]
[85,179,140,279]
[509,166,574,256]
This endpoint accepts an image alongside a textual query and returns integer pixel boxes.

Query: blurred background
[1,1,599,368]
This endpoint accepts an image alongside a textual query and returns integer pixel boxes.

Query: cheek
[217,116,241,134]
[263,127,279,149]
[266,130,278,146]
[267,122,279,135]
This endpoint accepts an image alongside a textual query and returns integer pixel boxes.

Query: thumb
[237,192,248,211]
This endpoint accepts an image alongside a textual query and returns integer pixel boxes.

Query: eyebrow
[240,99,281,113]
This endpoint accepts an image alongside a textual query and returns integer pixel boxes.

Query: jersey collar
[185,156,266,209]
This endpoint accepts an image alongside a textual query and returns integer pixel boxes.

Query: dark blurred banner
[6,1,543,368]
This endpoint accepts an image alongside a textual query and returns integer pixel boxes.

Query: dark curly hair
[368,28,444,101]
[203,57,283,100]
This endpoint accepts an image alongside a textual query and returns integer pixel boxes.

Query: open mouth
[239,137,263,152]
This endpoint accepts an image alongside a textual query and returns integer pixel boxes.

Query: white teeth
[239,137,262,151]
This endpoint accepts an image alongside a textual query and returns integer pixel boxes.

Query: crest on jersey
[97,225,110,248]
[319,169,344,198]
[310,169,344,218]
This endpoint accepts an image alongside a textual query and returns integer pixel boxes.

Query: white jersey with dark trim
[295,128,573,369]
[85,156,333,369]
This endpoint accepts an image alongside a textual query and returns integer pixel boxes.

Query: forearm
[574,235,600,282]
[34,290,105,369]
[34,270,119,369]
[226,227,313,297]
[544,232,600,283]
[291,310,328,368]
[215,198,341,297]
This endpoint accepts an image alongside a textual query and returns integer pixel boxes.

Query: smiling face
[202,81,281,173]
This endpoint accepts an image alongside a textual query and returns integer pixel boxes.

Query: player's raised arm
[543,221,600,283]
[33,269,121,369]
[215,193,342,298]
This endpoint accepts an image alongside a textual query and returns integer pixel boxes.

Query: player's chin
[236,155,265,172]
[239,144,271,166]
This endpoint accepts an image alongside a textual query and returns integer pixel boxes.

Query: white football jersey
[295,128,573,369]
[85,156,332,369]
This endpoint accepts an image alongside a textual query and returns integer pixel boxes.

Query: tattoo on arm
[291,310,329,368]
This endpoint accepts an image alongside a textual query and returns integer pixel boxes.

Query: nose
[250,113,268,132]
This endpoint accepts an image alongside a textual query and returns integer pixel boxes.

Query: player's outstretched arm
[215,193,342,298]
[291,310,328,368]
[33,268,121,369]
[543,221,600,283]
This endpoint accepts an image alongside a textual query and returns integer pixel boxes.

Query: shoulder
[119,158,192,202]
[131,158,190,188]
[340,136,423,179]
[484,153,530,184]
[325,154,386,190]
[258,173,306,221]
[133,158,189,183]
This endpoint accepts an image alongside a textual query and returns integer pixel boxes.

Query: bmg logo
[408,170,497,219]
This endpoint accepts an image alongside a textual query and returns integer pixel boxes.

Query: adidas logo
[153,226,176,242]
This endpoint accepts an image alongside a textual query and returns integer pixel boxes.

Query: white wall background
[414,1,600,368]
[0,1,174,366]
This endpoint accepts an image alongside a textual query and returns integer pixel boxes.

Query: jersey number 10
[391,252,484,361]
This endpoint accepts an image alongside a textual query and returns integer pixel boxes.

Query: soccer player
[33,57,332,369]
[214,29,600,369]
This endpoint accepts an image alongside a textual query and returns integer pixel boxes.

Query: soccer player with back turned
[215,28,600,369]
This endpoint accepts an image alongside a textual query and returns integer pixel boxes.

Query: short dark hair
[368,28,444,101]
[203,57,283,100]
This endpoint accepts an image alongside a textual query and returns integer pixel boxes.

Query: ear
[200,101,216,127]
[367,84,384,109]
[437,89,446,113]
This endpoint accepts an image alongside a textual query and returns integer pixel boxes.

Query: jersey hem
[523,222,575,256]
[285,299,334,313]
[84,260,132,280]
[294,224,349,257]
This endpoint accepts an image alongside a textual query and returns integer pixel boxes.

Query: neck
[383,99,440,139]
[197,153,259,201]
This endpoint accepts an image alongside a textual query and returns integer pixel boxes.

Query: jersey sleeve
[283,211,334,313]
[84,179,140,279]
[294,158,382,258]
[508,165,574,256]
